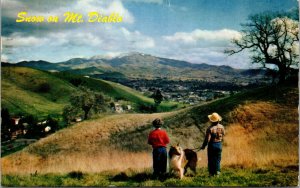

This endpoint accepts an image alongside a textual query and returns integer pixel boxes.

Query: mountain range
[7,52,269,84]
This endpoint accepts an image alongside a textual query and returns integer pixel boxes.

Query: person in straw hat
[200,112,225,176]
[148,118,170,179]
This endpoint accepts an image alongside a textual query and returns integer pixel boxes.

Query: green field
[2,166,298,187]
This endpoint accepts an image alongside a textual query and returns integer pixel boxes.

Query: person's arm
[200,128,211,150]
[164,131,170,145]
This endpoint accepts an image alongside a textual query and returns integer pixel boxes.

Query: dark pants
[207,142,222,176]
[152,147,167,177]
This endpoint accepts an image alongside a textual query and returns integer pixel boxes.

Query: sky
[1,0,298,68]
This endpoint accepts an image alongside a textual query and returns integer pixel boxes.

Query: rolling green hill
[2,67,76,117]
[1,67,178,118]
[54,72,180,111]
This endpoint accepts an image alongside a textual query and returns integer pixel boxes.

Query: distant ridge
[12,52,268,83]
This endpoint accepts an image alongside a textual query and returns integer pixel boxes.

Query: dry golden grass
[1,113,174,174]
[2,98,298,175]
[223,101,298,167]
[2,149,152,174]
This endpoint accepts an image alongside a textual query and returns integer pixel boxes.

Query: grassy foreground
[2,86,298,186]
[2,166,298,187]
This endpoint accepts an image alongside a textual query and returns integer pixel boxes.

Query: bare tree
[226,12,299,83]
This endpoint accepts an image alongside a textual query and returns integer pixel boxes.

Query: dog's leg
[184,160,197,176]
[190,164,196,175]
[179,168,184,179]
[184,166,188,175]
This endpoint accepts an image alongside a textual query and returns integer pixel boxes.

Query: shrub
[68,171,84,179]
[37,82,51,93]
[138,104,157,113]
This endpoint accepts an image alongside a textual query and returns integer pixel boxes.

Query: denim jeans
[207,142,222,176]
[152,147,167,177]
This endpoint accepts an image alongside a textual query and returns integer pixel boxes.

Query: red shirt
[148,128,170,149]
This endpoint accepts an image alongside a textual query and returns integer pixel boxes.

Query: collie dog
[169,144,198,179]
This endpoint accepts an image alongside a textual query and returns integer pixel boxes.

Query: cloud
[152,29,253,69]
[1,54,9,62]
[72,0,134,23]
[153,46,254,69]
[122,0,163,4]
[5,25,154,50]
[163,29,242,46]
[2,33,49,47]
[121,27,155,49]
[2,23,155,62]
[1,0,152,62]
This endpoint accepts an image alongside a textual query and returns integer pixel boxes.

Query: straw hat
[208,112,222,122]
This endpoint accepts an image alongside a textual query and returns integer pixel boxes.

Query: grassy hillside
[161,85,298,168]
[1,86,298,186]
[2,67,76,117]
[109,86,298,167]
[1,112,174,174]
[1,67,178,118]
[55,72,180,111]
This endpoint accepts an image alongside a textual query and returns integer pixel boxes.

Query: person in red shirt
[148,118,170,178]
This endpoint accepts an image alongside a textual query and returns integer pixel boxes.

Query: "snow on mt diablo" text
[16,12,123,23]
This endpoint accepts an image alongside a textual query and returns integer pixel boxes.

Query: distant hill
[17,60,63,72]
[1,66,177,118]
[14,52,269,83]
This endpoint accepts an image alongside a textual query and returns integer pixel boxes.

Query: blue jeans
[207,142,222,176]
[152,147,167,177]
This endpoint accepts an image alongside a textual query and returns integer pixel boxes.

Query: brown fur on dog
[183,149,197,174]
[169,145,198,179]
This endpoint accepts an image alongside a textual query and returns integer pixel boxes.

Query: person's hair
[212,121,219,126]
[152,118,162,128]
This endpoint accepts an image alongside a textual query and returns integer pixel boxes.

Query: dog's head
[169,144,183,158]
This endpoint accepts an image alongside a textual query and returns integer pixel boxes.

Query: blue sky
[127,0,296,35]
[1,0,298,68]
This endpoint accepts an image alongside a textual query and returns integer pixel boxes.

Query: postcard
[1,0,299,186]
